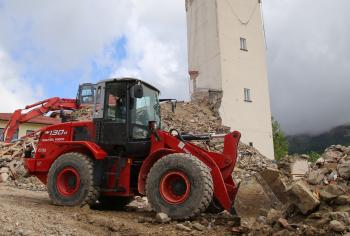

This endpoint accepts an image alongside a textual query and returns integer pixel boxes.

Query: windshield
[130,85,160,139]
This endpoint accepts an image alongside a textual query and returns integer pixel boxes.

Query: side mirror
[134,84,143,98]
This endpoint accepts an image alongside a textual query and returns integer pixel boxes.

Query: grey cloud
[263,0,350,135]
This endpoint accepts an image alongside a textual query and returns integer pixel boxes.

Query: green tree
[272,117,289,161]
[307,151,321,163]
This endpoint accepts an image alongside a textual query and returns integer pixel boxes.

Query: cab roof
[97,77,160,93]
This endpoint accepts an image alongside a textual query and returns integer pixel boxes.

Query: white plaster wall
[217,0,274,159]
[186,0,222,91]
[186,0,274,159]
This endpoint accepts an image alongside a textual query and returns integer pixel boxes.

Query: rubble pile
[71,105,93,121]
[240,145,350,235]
[234,143,276,180]
[310,145,350,184]
[0,140,45,191]
[277,155,310,184]
[161,101,230,134]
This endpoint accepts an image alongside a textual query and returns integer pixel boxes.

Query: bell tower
[186,0,274,159]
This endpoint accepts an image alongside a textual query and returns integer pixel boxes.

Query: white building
[186,0,274,159]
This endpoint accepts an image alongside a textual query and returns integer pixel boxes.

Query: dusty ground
[0,184,233,236]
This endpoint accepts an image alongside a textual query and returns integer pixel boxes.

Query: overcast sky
[0,0,349,135]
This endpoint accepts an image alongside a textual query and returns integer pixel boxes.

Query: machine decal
[45,130,68,136]
[38,148,47,153]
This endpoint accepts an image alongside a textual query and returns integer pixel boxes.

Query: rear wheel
[146,153,213,219]
[47,152,99,206]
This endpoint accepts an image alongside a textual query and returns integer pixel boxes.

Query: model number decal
[38,148,47,153]
[45,129,68,136]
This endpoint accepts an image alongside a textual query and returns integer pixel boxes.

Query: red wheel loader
[23,78,241,219]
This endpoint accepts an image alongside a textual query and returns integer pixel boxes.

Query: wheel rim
[160,171,191,204]
[56,167,81,197]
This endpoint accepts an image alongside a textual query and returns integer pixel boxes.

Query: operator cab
[77,83,95,106]
[93,78,161,158]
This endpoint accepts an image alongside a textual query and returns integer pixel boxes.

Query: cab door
[96,81,128,146]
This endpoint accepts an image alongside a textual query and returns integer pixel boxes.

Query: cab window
[104,83,127,123]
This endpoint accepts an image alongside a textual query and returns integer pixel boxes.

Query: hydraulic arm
[2,97,79,143]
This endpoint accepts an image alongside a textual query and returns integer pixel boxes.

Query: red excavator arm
[2,97,79,143]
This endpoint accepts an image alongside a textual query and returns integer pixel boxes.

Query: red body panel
[26,122,107,184]
[102,159,132,197]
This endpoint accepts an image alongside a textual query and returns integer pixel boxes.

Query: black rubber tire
[47,152,99,206]
[93,196,133,210]
[206,198,224,214]
[146,153,213,219]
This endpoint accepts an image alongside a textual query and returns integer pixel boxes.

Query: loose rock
[155,212,171,223]
[338,161,350,179]
[329,220,345,232]
[192,222,206,231]
[290,180,320,214]
[176,223,192,232]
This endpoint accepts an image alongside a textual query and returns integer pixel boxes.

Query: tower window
[240,38,247,51]
[244,88,252,102]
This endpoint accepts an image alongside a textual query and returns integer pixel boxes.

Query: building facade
[186,0,274,158]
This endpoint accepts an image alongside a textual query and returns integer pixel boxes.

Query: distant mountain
[287,124,350,154]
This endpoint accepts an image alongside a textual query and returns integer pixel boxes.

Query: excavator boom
[1,83,95,143]
[2,97,80,143]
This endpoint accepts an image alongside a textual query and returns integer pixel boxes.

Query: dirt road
[0,184,232,236]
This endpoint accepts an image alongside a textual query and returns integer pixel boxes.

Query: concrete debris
[322,145,350,162]
[0,139,46,191]
[320,184,346,202]
[176,223,192,232]
[235,142,350,235]
[329,220,346,232]
[307,169,327,185]
[70,105,93,121]
[278,218,294,231]
[338,161,350,179]
[192,222,206,231]
[0,172,9,183]
[235,168,288,219]
[155,212,171,223]
[278,155,309,180]
[335,195,350,205]
[161,101,229,134]
[289,180,320,214]
[126,196,152,212]
[325,212,350,224]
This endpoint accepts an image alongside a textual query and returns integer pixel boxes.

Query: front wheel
[47,152,99,206]
[146,153,213,219]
